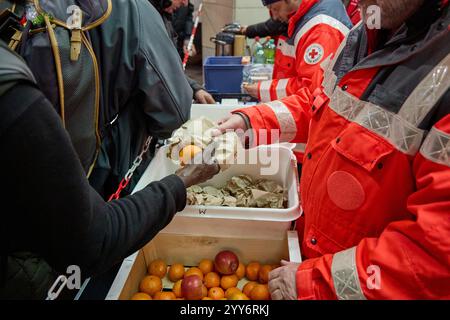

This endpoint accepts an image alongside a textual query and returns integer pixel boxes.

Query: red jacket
[257,0,352,103]
[235,4,450,299]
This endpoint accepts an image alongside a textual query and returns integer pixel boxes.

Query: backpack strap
[33,0,112,31]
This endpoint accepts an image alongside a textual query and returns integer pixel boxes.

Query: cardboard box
[106,231,301,300]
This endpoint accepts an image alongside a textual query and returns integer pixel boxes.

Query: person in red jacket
[244,0,352,103]
[215,0,450,299]
[242,0,352,161]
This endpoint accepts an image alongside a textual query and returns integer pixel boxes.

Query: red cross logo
[309,49,319,59]
[304,44,324,65]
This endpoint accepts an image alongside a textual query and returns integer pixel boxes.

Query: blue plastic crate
[204,56,244,94]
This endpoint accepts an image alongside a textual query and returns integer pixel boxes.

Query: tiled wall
[201,0,270,61]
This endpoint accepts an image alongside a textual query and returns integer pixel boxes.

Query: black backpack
[0,0,112,175]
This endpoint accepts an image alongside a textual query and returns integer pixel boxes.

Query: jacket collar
[351,2,449,72]
[365,0,447,52]
[288,0,320,36]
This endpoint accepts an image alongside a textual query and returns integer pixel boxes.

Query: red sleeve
[234,25,346,146]
[258,24,347,102]
[284,25,346,98]
[296,115,450,300]
[233,89,315,146]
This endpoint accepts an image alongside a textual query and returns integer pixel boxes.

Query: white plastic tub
[190,103,249,121]
[133,144,301,240]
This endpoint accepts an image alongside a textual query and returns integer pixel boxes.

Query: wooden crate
[106,231,301,300]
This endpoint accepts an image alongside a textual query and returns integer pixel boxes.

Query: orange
[131,292,152,300]
[235,262,246,279]
[204,272,220,289]
[202,297,213,300]
[220,274,238,290]
[156,291,177,300]
[180,145,202,165]
[172,279,183,298]
[225,287,241,299]
[168,263,185,282]
[258,265,273,284]
[250,284,270,300]
[139,275,162,296]
[148,259,167,278]
[246,262,260,281]
[229,292,250,300]
[208,287,225,300]
[153,291,163,300]
[198,259,214,275]
[185,267,204,281]
[202,285,208,298]
[243,281,258,297]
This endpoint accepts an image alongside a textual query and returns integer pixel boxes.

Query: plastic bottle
[253,38,266,64]
[251,36,261,57]
[264,39,276,64]
[262,36,271,46]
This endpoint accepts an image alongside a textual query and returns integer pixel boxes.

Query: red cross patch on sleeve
[304,43,324,65]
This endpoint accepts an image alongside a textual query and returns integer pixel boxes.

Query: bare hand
[195,89,216,104]
[175,151,220,188]
[268,260,300,300]
[243,83,259,99]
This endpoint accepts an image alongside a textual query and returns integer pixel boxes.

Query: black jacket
[0,41,187,299]
[86,0,194,196]
[173,2,194,42]
[245,18,288,39]
[149,0,204,92]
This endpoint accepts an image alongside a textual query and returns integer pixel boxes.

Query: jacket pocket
[331,122,395,172]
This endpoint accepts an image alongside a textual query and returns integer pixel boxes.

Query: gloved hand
[222,23,245,34]
[183,39,197,57]
[210,114,249,137]
[268,260,300,300]
[243,83,259,99]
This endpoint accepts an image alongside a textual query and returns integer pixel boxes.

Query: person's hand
[210,114,248,137]
[268,260,300,300]
[195,89,216,104]
[243,83,259,99]
[240,26,248,35]
[222,23,243,34]
[176,161,220,188]
[184,40,197,57]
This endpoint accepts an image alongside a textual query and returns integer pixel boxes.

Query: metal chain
[109,136,153,201]
[46,275,68,300]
